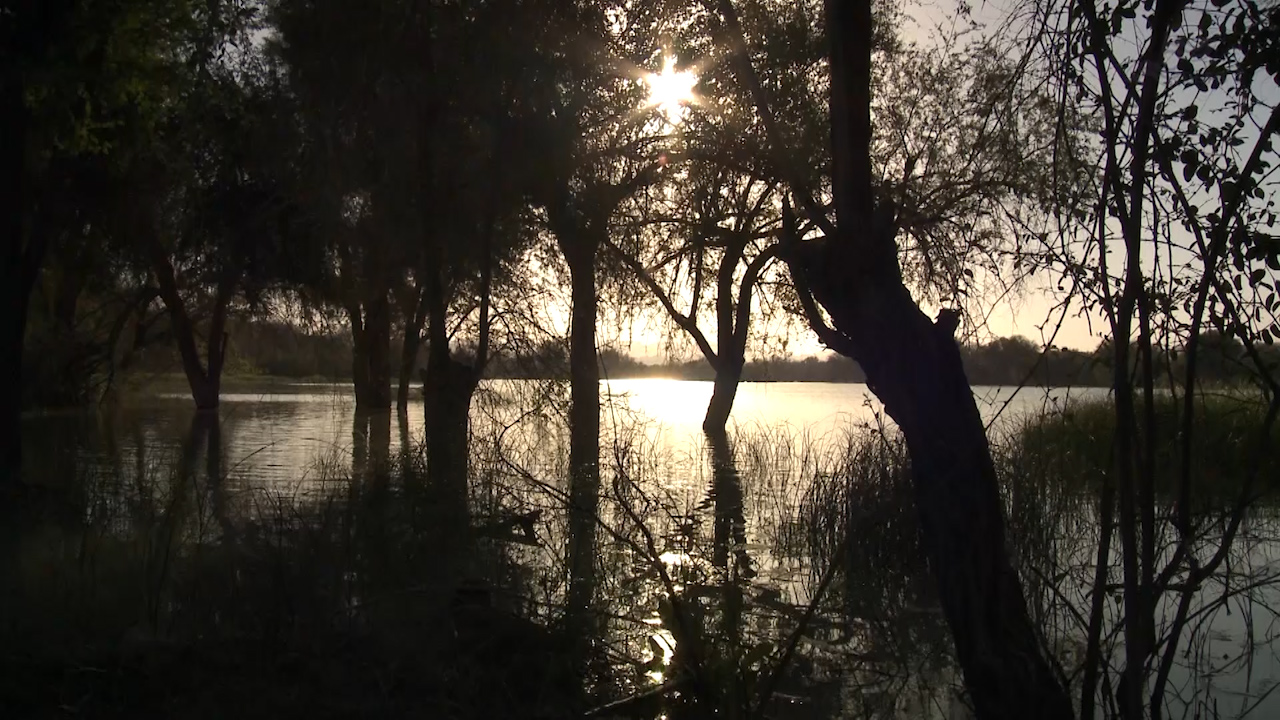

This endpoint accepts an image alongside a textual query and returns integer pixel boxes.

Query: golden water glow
[644,54,697,124]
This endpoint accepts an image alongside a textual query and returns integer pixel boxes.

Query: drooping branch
[603,237,720,367]
[709,0,837,239]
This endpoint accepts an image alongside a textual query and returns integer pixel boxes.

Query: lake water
[9,380,1279,719]
[21,380,1105,491]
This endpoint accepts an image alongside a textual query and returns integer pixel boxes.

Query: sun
[644,54,697,123]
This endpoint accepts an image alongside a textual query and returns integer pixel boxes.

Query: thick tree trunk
[565,242,600,624]
[367,408,391,483]
[825,286,1071,720]
[703,363,742,435]
[423,347,477,504]
[348,308,370,403]
[362,294,393,409]
[352,407,391,484]
[348,296,393,410]
[722,0,1074,715]
[396,293,426,410]
[420,265,479,504]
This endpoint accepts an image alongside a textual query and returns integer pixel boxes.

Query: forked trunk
[150,254,232,411]
[396,307,425,410]
[348,297,393,410]
[420,266,482,523]
[348,310,369,403]
[422,345,477,504]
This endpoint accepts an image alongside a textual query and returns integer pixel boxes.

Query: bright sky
[609,0,1109,362]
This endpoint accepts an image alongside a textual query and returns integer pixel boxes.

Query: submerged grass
[1007,391,1280,499]
[0,448,578,719]
[3,393,1278,718]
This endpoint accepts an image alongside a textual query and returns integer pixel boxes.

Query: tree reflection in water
[5,402,1280,718]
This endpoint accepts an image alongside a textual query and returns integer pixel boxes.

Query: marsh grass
[1005,392,1280,499]
[0,443,577,719]
[4,394,1280,718]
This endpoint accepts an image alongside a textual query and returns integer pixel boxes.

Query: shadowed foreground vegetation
[3,396,1277,718]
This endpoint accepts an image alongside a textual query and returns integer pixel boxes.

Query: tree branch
[602,237,720,367]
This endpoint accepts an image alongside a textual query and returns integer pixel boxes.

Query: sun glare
[644,54,697,123]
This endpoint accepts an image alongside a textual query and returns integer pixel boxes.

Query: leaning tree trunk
[814,271,1071,720]
[722,0,1076,716]
[701,240,774,435]
[150,254,231,411]
[703,362,743,435]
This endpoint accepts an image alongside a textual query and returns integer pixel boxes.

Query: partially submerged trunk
[396,286,428,411]
[352,407,392,482]
[422,330,479,503]
[703,364,742,435]
[348,312,370,403]
[359,294,393,409]
[716,0,1074,716]
[347,296,393,410]
[807,268,1071,719]
[420,256,492,526]
[564,238,601,624]
[149,252,232,411]
[701,242,775,435]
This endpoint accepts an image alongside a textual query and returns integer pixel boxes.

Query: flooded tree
[7,0,1280,718]
[1032,0,1280,717]
[709,0,1076,716]
[1,1,204,488]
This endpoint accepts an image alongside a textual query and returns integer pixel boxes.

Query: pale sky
[603,0,1112,362]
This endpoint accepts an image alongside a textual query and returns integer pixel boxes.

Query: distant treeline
[97,321,1279,390]
[589,342,1113,386]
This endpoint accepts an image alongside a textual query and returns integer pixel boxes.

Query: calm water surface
[23,380,1105,490]
[14,380,1279,719]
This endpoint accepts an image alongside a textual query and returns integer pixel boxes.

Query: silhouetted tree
[712,0,1076,716]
